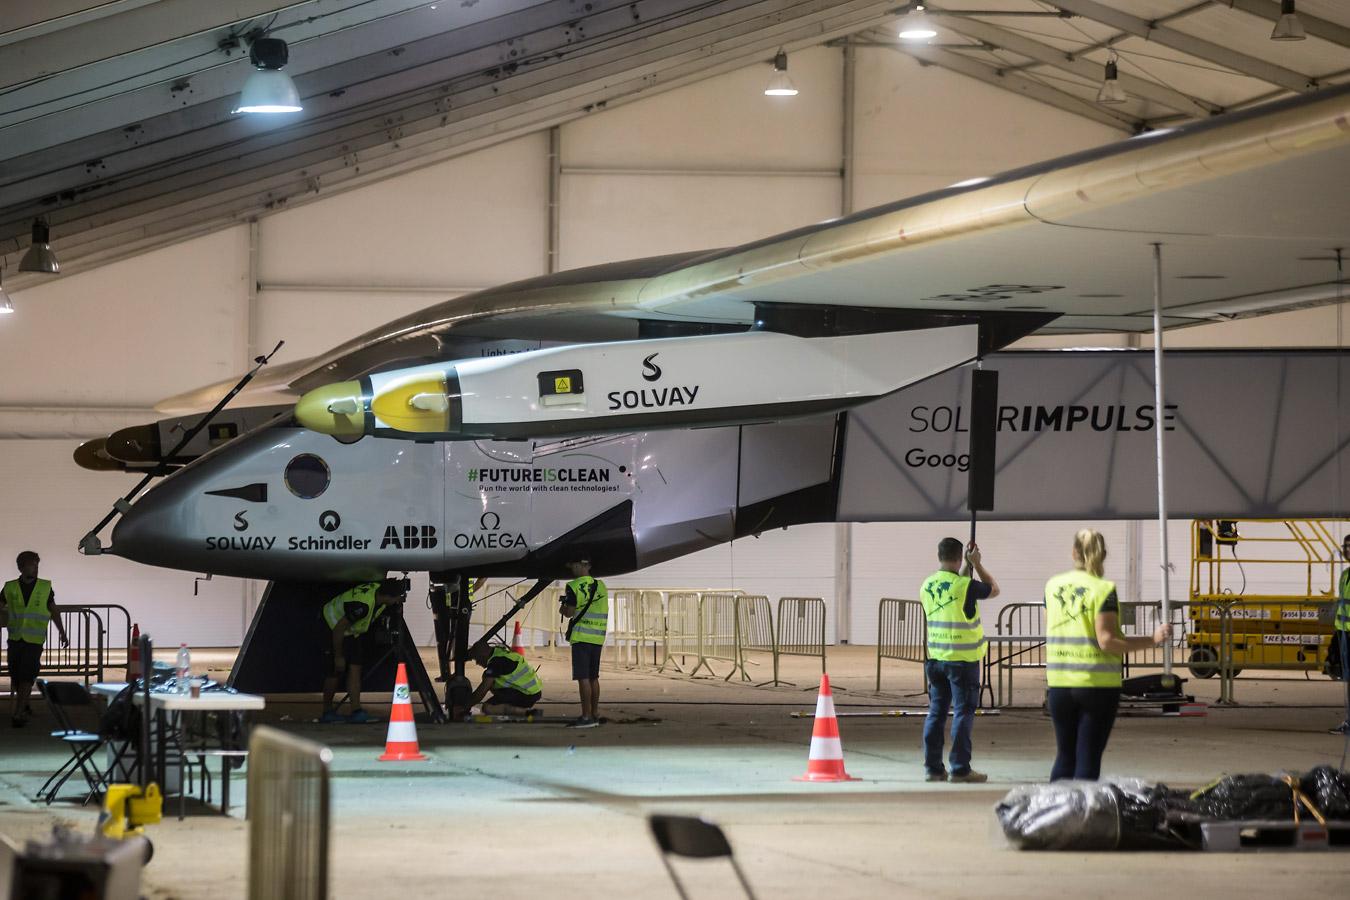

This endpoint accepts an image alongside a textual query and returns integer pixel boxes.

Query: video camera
[380,576,412,595]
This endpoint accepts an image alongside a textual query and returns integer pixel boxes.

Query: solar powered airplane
[72,84,1350,696]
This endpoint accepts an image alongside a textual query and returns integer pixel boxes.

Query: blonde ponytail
[1073,529,1107,578]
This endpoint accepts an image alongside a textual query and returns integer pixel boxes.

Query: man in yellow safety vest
[319,579,407,723]
[469,643,543,717]
[2,551,69,728]
[561,557,607,728]
[920,538,998,783]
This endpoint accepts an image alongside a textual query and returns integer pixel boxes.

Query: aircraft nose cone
[295,381,365,436]
[109,479,197,569]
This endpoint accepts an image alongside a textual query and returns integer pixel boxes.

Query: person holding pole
[1043,530,1171,781]
[920,538,999,783]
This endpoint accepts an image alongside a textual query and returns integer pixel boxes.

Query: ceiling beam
[0,2,900,286]
[0,2,310,89]
[884,40,1142,134]
[0,0,723,201]
[1043,0,1317,93]
[935,17,1221,117]
[1213,0,1350,50]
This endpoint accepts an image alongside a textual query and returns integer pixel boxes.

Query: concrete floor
[3,646,1349,899]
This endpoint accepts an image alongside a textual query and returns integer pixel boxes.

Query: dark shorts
[6,641,43,682]
[571,642,603,681]
[489,688,539,709]
[321,633,370,676]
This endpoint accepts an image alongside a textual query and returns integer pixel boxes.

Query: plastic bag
[1299,766,1350,819]
[1187,774,1294,820]
[996,779,1183,851]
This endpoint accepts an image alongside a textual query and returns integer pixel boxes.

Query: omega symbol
[479,511,501,531]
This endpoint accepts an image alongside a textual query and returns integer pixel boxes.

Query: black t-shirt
[483,653,516,679]
[964,580,992,620]
[1101,589,1119,615]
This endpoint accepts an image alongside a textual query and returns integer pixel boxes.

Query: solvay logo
[641,352,662,382]
[233,511,249,532]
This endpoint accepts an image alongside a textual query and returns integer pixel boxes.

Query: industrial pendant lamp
[1271,0,1306,41]
[1096,52,1127,105]
[234,37,302,113]
[898,4,937,40]
[764,50,798,96]
[18,218,59,274]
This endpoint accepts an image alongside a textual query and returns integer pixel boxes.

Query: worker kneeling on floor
[469,644,542,716]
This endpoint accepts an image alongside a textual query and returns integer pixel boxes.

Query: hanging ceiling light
[234,37,302,114]
[18,218,60,274]
[1096,51,1127,105]
[764,50,798,97]
[898,4,937,40]
[0,267,13,315]
[1271,0,1306,41]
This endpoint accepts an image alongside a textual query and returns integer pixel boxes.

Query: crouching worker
[320,580,408,724]
[469,644,543,717]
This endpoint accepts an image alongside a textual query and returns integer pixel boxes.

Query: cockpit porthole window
[284,454,331,499]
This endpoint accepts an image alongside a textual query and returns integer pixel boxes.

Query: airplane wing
[156,82,1350,417]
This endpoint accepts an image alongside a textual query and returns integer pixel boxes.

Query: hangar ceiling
[2,0,1349,288]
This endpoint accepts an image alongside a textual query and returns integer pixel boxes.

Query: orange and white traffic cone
[378,663,428,762]
[794,673,860,783]
[511,621,526,655]
[127,624,142,680]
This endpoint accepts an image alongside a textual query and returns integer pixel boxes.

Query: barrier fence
[465,584,833,689]
[975,598,1345,707]
[0,603,132,687]
[248,726,330,900]
[876,598,927,691]
[775,597,827,686]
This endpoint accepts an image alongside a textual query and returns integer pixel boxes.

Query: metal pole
[1152,243,1173,676]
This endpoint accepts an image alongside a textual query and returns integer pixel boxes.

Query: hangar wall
[3,46,1344,649]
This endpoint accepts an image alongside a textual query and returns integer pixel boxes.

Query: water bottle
[177,643,192,695]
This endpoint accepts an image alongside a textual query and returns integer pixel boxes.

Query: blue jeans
[923,659,981,776]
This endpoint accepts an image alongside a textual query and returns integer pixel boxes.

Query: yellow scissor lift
[1186,519,1344,681]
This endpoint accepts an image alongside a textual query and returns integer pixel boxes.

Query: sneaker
[949,769,989,783]
[346,708,372,724]
[925,771,948,783]
[1330,721,1350,735]
[318,709,344,724]
[568,716,599,729]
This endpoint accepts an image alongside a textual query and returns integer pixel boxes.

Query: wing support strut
[78,341,284,555]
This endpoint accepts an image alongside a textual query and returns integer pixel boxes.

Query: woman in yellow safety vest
[1043,529,1171,781]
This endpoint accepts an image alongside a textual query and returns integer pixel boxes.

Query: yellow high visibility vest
[919,570,985,662]
[1044,569,1121,688]
[489,647,542,696]
[1336,570,1349,633]
[3,578,52,645]
[566,576,608,646]
[321,583,383,635]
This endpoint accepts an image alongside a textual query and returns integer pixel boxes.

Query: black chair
[648,814,757,900]
[35,680,108,805]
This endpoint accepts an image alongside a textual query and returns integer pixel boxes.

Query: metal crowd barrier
[875,598,927,691]
[694,592,741,679]
[735,595,776,683]
[0,604,131,687]
[775,597,826,686]
[248,726,330,900]
[660,592,703,674]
